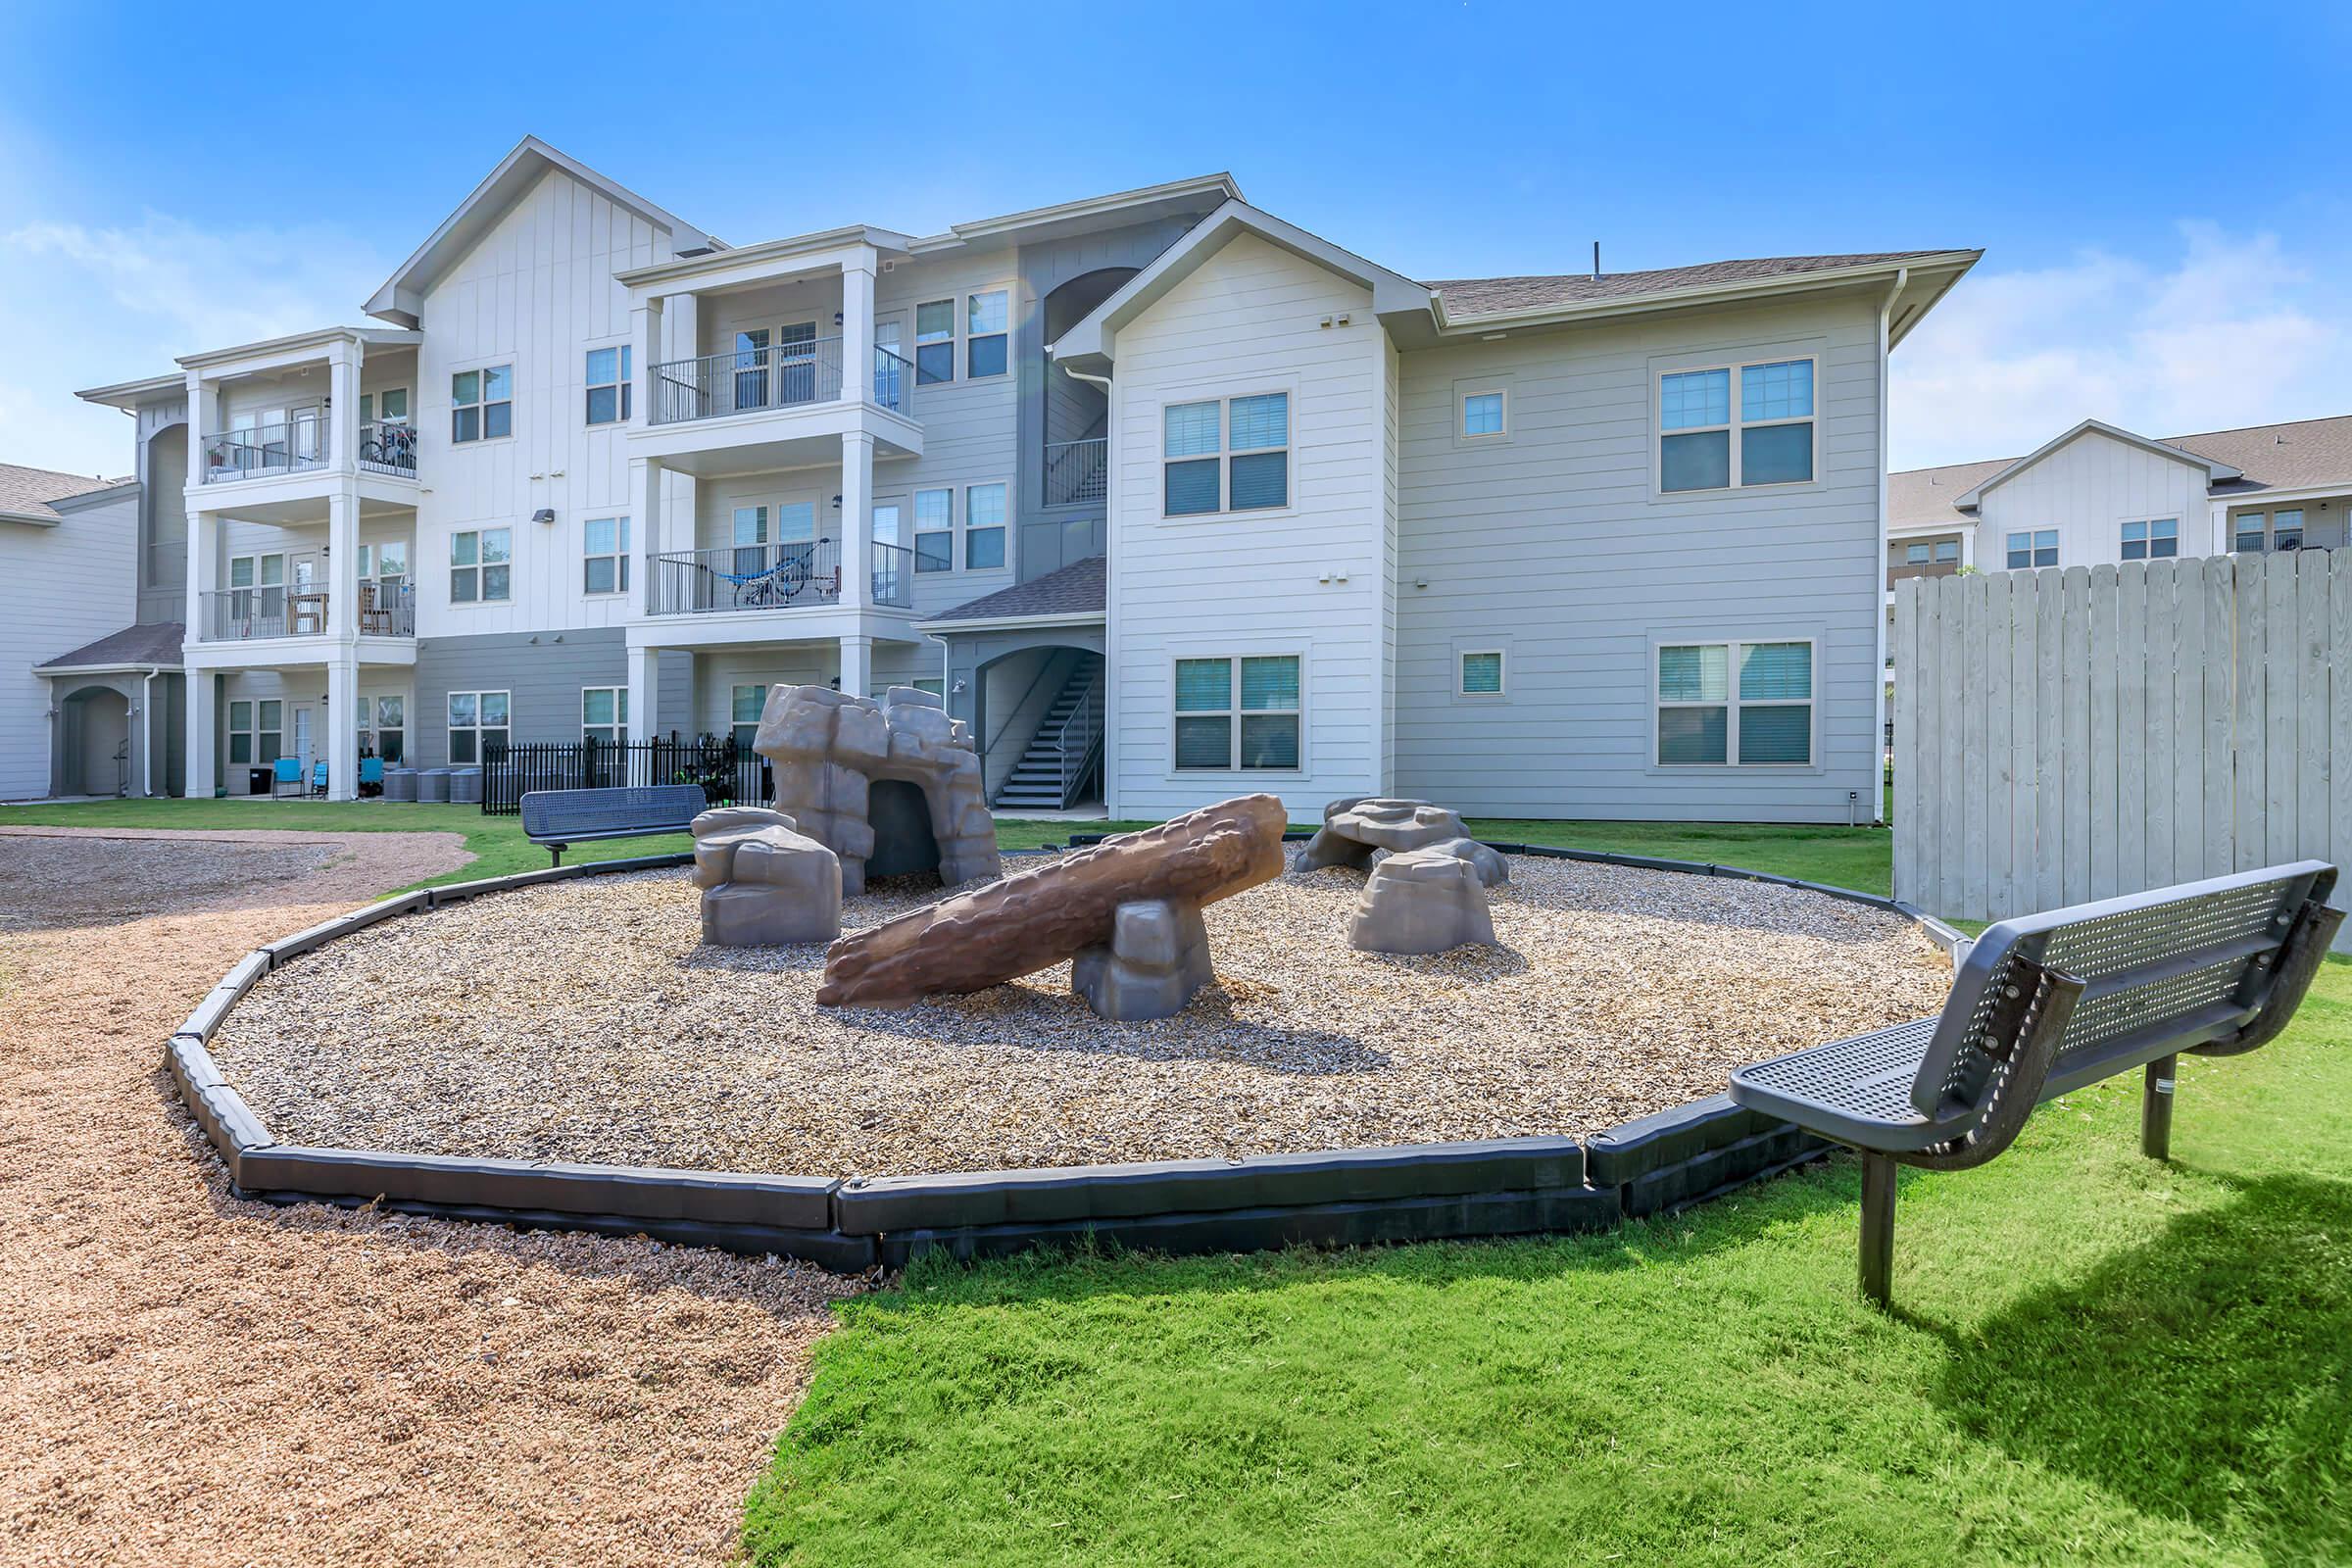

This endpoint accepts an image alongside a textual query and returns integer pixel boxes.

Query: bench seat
[1729,1018,1947,1152]
[519,784,710,866]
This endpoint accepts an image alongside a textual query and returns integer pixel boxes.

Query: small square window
[1459,651,1504,695]
[1462,392,1505,438]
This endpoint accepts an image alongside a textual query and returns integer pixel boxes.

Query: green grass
[741,814,2352,1567]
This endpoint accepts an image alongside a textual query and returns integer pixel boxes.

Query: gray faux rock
[691,808,842,947]
[1348,847,1497,956]
[1427,835,1509,888]
[1071,897,1215,1021]
[1298,797,1471,873]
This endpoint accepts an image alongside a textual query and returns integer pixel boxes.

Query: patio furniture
[520,784,707,866]
[270,758,304,800]
[359,757,385,798]
[311,760,329,797]
[290,591,329,635]
[1730,861,2342,1308]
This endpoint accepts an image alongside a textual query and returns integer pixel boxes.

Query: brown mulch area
[0,828,862,1567]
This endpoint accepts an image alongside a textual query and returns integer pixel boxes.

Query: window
[1162,392,1290,515]
[450,527,512,603]
[2005,529,2058,569]
[913,487,954,572]
[2121,517,2180,561]
[447,690,510,765]
[731,685,765,750]
[915,300,956,385]
[1461,391,1506,439]
[1936,540,1959,564]
[1655,640,1813,766]
[358,541,410,600]
[585,346,632,424]
[2235,512,2267,553]
[1905,542,1930,565]
[1173,655,1301,771]
[359,389,410,424]
[582,687,627,746]
[361,695,406,763]
[452,365,513,443]
[227,553,286,627]
[910,678,944,698]
[2276,508,2305,552]
[1902,539,1962,566]
[1459,650,1505,696]
[965,289,1008,378]
[583,515,630,595]
[1658,357,1814,492]
[964,482,1006,569]
[226,699,284,767]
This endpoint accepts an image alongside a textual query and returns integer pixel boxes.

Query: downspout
[140,666,158,797]
[1874,269,1906,836]
[1052,352,1116,816]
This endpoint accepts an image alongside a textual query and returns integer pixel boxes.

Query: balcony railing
[360,419,417,478]
[1044,437,1106,507]
[200,419,325,484]
[647,539,914,615]
[197,583,415,641]
[647,339,913,426]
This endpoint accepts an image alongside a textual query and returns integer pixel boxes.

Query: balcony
[196,583,416,643]
[360,419,417,478]
[1886,561,1962,592]
[647,540,913,616]
[1044,437,1106,507]
[649,339,912,426]
[200,420,325,485]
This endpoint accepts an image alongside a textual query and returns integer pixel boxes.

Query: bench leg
[2141,1054,2177,1161]
[1859,1152,1897,1309]
[549,844,564,868]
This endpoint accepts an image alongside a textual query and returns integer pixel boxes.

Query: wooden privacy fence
[1893,550,2350,932]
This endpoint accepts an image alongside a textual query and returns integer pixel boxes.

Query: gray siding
[409,630,689,765]
[1392,294,1886,823]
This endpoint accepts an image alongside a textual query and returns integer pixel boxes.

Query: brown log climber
[814,794,1289,1008]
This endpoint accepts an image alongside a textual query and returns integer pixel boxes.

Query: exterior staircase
[993,660,1103,810]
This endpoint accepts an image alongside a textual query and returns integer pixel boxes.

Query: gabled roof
[0,463,131,527]
[38,621,183,672]
[366,137,718,327]
[919,557,1106,629]
[1052,200,1434,370]
[1953,418,2242,509]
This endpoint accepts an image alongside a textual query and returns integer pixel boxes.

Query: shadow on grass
[1923,1171,2352,1565]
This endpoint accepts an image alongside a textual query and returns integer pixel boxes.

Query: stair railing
[1052,665,1102,807]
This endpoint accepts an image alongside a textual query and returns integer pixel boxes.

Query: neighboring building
[0,462,176,801]
[75,137,1974,822]
[1889,414,2352,585]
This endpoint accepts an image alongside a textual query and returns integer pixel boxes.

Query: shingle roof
[1427,252,1960,319]
[0,463,129,523]
[38,622,185,670]
[925,556,1105,624]
[1890,414,2352,527]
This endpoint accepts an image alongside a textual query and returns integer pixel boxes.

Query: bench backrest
[1913,861,2337,1122]
[519,784,707,840]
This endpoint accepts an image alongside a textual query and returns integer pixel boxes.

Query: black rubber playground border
[167,839,1968,1272]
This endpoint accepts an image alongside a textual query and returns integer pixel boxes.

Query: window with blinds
[1654,640,1811,766]
[1163,392,1290,516]
[1659,356,1814,492]
[1174,655,1301,770]
[1458,650,1504,696]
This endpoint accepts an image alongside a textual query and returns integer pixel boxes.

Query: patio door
[871,498,905,605]
[872,316,906,411]
[776,320,818,405]
[289,704,316,776]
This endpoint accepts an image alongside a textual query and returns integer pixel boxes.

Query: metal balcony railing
[1044,437,1106,506]
[647,539,915,615]
[196,582,415,641]
[647,338,913,425]
[360,419,417,477]
[200,419,326,483]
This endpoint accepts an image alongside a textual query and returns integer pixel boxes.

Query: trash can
[418,767,452,803]
[450,767,482,805]
[247,766,272,797]
[385,767,418,803]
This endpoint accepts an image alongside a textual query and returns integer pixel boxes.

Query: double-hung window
[581,687,626,746]
[583,516,630,595]
[450,527,512,603]
[1903,539,1961,566]
[731,685,765,750]
[585,346,632,424]
[2120,517,2180,561]
[1173,655,1301,771]
[965,289,1008,378]
[1658,358,1814,491]
[2230,508,2304,553]
[447,690,510,764]
[227,699,283,767]
[362,695,406,763]
[914,300,956,385]
[1655,640,1813,767]
[2274,509,2306,551]
[2006,530,2058,569]
[913,488,954,571]
[452,366,512,443]
[1162,392,1290,516]
[964,482,1006,569]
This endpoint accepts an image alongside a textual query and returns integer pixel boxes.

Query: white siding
[1972,429,2211,572]
[1,494,138,799]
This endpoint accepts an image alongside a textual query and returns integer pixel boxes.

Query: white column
[838,430,873,611]
[186,508,220,646]
[626,644,661,743]
[327,340,359,471]
[631,456,666,613]
[186,670,216,799]
[839,250,877,407]
[326,656,359,802]
[633,294,664,426]
[1959,527,1976,567]
[837,635,874,701]
[326,485,360,639]
[184,371,210,489]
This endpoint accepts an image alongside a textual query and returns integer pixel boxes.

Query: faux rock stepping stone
[1071,897,1215,1021]
[1298,797,1472,873]
[1348,846,1497,956]
[690,807,842,947]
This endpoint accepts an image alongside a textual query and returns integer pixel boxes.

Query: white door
[289,704,316,778]
[871,500,905,605]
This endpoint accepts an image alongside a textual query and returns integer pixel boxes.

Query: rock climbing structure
[690,806,843,947]
[1348,846,1499,955]
[1296,796,1507,886]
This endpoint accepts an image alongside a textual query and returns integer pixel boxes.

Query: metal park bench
[1731,862,2342,1307]
[519,784,708,866]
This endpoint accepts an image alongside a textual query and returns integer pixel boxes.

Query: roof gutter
[1874,266,1906,832]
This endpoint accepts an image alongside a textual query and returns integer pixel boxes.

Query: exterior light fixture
[532,508,556,524]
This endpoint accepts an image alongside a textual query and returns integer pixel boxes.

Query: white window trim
[2119,514,2182,563]
[961,478,1011,572]
[584,342,633,426]
[963,285,1013,381]
[359,691,408,762]
[2004,529,2060,570]
[448,526,514,606]
[449,362,514,446]
[912,485,956,573]
[446,689,511,765]
[582,515,631,597]
[1457,648,1507,698]
[1646,634,1822,772]
[1166,650,1307,778]
[1152,380,1298,524]
[1650,349,1822,498]
[729,683,766,748]
[913,297,959,387]
[581,686,628,744]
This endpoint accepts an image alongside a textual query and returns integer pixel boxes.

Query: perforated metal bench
[518,784,708,866]
[1730,862,2342,1307]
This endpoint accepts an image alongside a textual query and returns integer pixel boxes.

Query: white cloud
[1891,222,2348,468]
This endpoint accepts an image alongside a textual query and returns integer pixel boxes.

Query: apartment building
[72,138,1975,823]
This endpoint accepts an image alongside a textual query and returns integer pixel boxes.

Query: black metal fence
[480,736,770,815]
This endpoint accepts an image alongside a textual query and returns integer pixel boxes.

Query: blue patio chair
[359,757,385,798]
[271,758,303,799]
[311,760,330,797]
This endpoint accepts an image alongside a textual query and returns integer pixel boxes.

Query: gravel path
[0,827,862,1567]
[215,855,1951,1178]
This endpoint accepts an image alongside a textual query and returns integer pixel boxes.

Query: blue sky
[5,0,2349,475]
